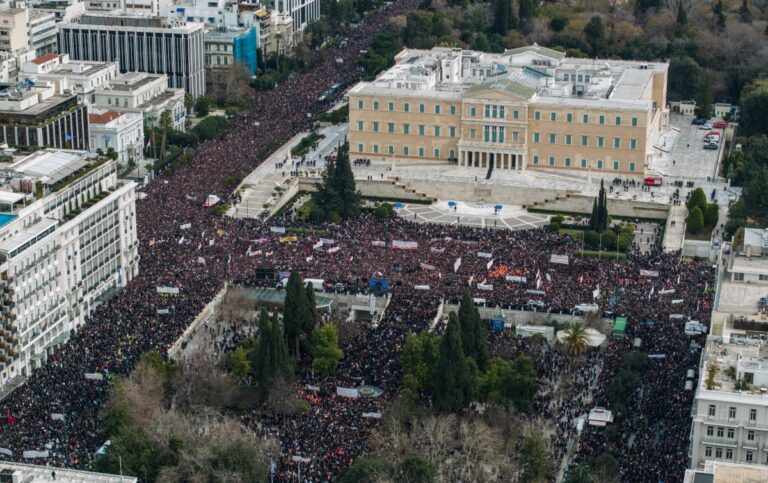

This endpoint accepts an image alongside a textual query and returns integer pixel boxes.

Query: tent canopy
[613,316,628,337]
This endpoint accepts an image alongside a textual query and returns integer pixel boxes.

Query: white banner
[371,241,386,247]
[575,304,599,313]
[0,448,11,456]
[305,385,320,392]
[392,240,418,250]
[486,259,493,270]
[319,238,336,245]
[506,275,527,283]
[640,269,659,277]
[51,413,65,421]
[671,299,684,304]
[246,248,262,257]
[84,373,104,381]
[156,286,180,295]
[477,252,493,258]
[550,254,569,265]
[454,257,462,273]
[430,246,446,254]
[312,241,324,250]
[414,285,430,291]
[23,450,49,459]
[336,387,359,398]
[420,262,437,271]
[179,223,191,230]
[196,257,205,265]
[270,226,286,234]
[526,289,546,295]
[592,285,600,300]
[157,309,170,315]
[658,289,675,295]
[669,314,685,320]
[327,246,340,254]
[362,412,383,419]
[477,283,493,291]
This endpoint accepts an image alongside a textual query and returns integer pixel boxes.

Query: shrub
[374,205,391,219]
[327,211,341,223]
[687,188,707,213]
[687,206,704,234]
[584,230,600,248]
[551,215,565,224]
[601,229,618,250]
[546,222,561,232]
[704,203,719,227]
[310,206,326,224]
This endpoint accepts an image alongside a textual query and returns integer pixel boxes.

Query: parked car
[699,123,713,130]
[692,118,708,125]
[712,240,721,251]
[704,142,719,150]
[713,120,728,128]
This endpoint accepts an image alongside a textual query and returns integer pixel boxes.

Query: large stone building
[0,150,138,380]
[20,53,119,105]
[0,7,29,53]
[348,45,668,176]
[57,14,205,96]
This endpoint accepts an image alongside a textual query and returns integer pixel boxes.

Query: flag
[392,240,418,250]
[430,246,446,254]
[209,239,215,246]
[454,257,462,273]
[420,262,436,271]
[486,259,493,270]
[306,256,313,262]
[545,273,551,283]
[592,285,600,299]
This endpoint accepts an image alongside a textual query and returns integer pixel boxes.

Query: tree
[583,16,606,57]
[310,323,344,376]
[607,368,640,408]
[184,93,194,117]
[401,332,441,404]
[688,188,708,213]
[741,166,768,224]
[191,116,231,141]
[695,73,714,119]
[739,0,751,23]
[675,0,687,26]
[520,430,551,482]
[686,206,704,234]
[313,145,361,218]
[589,453,620,483]
[283,272,314,357]
[159,111,171,158]
[584,230,600,249]
[561,323,589,358]
[433,313,475,413]
[400,453,436,483]
[668,57,701,101]
[478,356,538,411]
[704,203,720,227]
[589,180,609,233]
[339,458,393,483]
[492,0,516,35]
[253,308,291,387]
[224,345,252,379]
[457,292,488,371]
[740,89,768,136]
[712,0,726,31]
[518,0,537,20]
[194,96,213,117]
[305,282,319,323]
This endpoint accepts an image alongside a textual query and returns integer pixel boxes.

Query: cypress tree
[433,313,474,413]
[271,311,291,377]
[333,146,361,218]
[590,198,598,232]
[254,308,274,386]
[457,292,488,371]
[283,272,313,358]
[305,283,319,331]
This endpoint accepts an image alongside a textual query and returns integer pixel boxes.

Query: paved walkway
[662,205,688,252]
[395,200,550,230]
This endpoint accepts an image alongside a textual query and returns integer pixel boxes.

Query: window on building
[548,156,555,166]
[357,100,364,109]
[513,110,519,119]
[533,155,539,165]
[357,121,364,131]
[581,159,587,168]
[372,122,379,133]
[748,430,755,441]
[534,111,541,121]
[614,138,621,148]
[707,426,714,436]
[564,157,571,167]
[403,146,409,156]
[470,128,476,139]
[581,135,589,146]
[717,427,724,438]
[404,103,410,113]
[512,131,519,142]
[630,139,637,150]
[728,428,735,439]
[583,114,589,124]
[599,115,605,125]
[615,116,621,126]
[705,447,712,458]
[388,101,394,111]
[435,104,441,114]
[759,275,768,281]
[388,123,394,133]
[418,147,425,157]
[471,107,477,117]
[565,134,572,145]
[550,112,557,121]
[747,451,754,462]
[419,103,425,113]
[499,106,505,119]
[726,449,733,460]
[750,409,757,421]
[629,162,636,172]
[450,127,456,137]
[566,112,573,123]
[403,124,410,135]
[631,117,638,127]
[450,105,456,115]
[597,159,604,169]
[357,143,364,152]
[418,125,425,136]
[716,448,722,459]
[533,132,541,143]
[549,133,556,144]
[388,145,394,155]
[372,144,379,154]
[484,105,490,118]
[373,101,379,110]
[434,126,440,136]
[729,407,737,419]
[598,137,605,148]
[434,148,440,158]
[613,160,620,171]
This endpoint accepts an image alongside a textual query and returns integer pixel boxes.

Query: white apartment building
[58,14,205,96]
[20,52,119,104]
[0,48,35,83]
[0,149,138,380]
[88,109,143,163]
[269,0,319,33]
[93,72,186,130]
[28,10,58,56]
[684,460,768,482]
[717,228,768,315]
[0,8,29,53]
[30,0,86,23]
[690,336,768,469]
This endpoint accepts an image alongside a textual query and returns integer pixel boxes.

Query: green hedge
[527,207,666,224]
[573,250,627,260]
[291,132,325,156]
[362,196,433,205]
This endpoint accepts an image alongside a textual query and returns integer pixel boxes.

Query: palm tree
[159,111,171,158]
[145,115,157,159]
[561,323,589,358]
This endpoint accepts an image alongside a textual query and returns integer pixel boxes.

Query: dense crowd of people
[0,0,715,480]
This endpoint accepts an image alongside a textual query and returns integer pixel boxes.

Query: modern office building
[93,72,186,130]
[28,10,58,56]
[20,52,119,105]
[0,82,89,150]
[348,45,669,176]
[88,109,144,163]
[689,335,768,469]
[716,228,768,315]
[0,7,29,53]
[57,14,205,96]
[204,26,258,75]
[268,0,320,33]
[0,149,138,380]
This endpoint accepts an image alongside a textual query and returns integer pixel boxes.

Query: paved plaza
[396,200,550,229]
[651,113,725,180]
